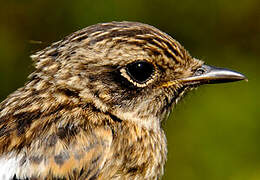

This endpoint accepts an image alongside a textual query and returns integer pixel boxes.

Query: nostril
[194,67,206,76]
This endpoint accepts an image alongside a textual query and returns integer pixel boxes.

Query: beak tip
[242,74,248,81]
[231,71,248,82]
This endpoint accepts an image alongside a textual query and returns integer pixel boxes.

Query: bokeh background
[0,0,259,179]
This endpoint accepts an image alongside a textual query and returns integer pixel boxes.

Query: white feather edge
[0,153,20,180]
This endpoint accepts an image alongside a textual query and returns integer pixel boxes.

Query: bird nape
[0,21,246,180]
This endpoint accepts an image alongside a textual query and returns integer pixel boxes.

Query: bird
[0,21,246,180]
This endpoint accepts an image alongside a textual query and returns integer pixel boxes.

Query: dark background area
[0,0,259,179]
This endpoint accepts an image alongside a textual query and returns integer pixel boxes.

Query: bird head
[31,21,246,129]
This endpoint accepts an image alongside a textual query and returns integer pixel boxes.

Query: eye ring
[120,60,156,87]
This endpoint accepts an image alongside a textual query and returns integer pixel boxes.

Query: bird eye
[126,60,155,84]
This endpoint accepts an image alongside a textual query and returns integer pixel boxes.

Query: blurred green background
[0,0,259,179]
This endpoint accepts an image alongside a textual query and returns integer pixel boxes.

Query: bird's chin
[175,84,199,106]
[174,85,195,105]
[161,85,195,122]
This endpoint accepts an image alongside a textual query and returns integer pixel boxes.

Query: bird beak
[179,64,247,85]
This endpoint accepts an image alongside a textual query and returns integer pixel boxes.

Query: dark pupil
[126,61,154,83]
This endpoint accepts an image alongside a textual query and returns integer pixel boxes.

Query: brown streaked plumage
[0,21,246,180]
